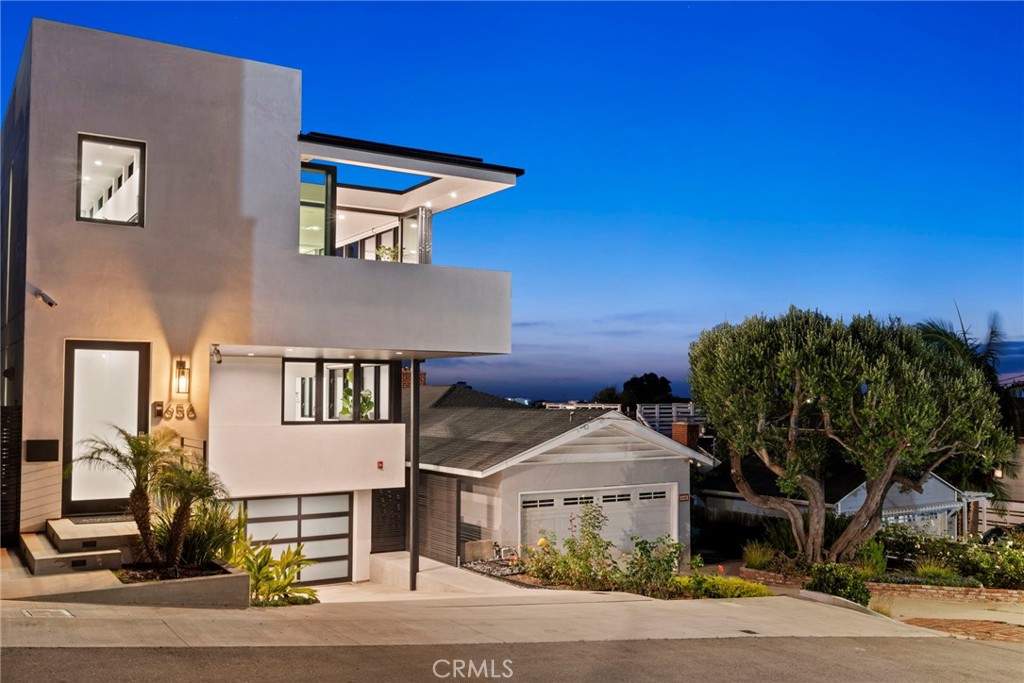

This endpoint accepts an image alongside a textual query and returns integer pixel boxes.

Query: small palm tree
[71,426,183,565]
[158,456,225,569]
[918,310,1022,510]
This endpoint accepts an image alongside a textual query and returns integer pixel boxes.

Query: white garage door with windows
[520,484,676,554]
[238,492,352,584]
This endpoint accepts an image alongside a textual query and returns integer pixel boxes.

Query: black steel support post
[408,359,421,591]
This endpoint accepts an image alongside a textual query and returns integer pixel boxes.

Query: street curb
[798,589,889,619]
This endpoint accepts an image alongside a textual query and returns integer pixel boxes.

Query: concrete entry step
[46,517,138,553]
[20,533,122,576]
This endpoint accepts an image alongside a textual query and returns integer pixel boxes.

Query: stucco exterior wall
[208,356,405,498]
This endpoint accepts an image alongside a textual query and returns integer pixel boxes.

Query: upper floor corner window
[299,163,335,256]
[77,134,146,226]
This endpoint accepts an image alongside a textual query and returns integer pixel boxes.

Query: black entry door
[371,487,406,553]
[62,340,149,516]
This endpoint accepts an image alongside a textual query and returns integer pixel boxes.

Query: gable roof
[407,384,714,476]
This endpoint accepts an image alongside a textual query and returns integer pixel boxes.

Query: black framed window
[77,134,145,227]
[299,162,336,256]
[282,359,398,424]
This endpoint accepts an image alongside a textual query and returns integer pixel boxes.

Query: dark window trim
[300,161,336,256]
[75,134,146,228]
[281,358,399,425]
[62,340,150,516]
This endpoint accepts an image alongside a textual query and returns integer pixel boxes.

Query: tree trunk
[828,466,900,561]
[728,449,808,556]
[128,488,162,566]
[166,503,192,568]
[799,477,827,564]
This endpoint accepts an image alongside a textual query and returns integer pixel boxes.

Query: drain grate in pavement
[21,608,74,618]
[739,629,758,634]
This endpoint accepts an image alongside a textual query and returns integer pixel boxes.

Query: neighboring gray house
[699,457,986,539]
[405,384,715,565]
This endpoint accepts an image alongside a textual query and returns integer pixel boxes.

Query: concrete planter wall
[738,566,804,587]
[23,560,250,609]
[739,566,1024,604]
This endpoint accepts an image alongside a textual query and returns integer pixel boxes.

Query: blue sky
[3,2,1022,400]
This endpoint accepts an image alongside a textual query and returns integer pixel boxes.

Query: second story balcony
[297,133,524,264]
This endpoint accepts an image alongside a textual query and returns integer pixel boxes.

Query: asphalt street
[3,637,1022,683]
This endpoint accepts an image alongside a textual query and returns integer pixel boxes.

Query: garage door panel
[521,486,673,555]
[239,492,352,584]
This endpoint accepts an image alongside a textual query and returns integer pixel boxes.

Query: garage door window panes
[237,492,352,584]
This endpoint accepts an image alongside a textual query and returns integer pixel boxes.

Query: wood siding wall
[418,472,460,566]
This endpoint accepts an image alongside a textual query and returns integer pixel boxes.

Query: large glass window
[299,164,335,255]
[78,135,145,226]
[283,362,317,422]
[284,360,396,424]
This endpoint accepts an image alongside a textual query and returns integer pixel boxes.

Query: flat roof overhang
[299,132,524,215]
[213,344,504,362]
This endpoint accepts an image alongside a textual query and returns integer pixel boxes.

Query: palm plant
[157,455,225,569]
[917,309,1022,508]
[71,426,183,565]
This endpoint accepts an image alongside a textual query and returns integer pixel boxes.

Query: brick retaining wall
[739,566,1024,603]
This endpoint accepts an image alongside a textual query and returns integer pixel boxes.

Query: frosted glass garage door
[239,492,352,583]
[521,485,674,555]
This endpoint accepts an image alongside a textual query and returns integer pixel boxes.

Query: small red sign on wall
[679,493,690,502]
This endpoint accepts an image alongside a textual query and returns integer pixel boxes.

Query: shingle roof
[405,384,608,473]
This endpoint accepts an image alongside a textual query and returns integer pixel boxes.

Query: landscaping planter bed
[739,566,1024,603]
[24,559,250,609]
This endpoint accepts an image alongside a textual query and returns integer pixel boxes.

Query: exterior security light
[174,359,190,394]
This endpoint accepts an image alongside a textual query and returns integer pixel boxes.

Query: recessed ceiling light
[449,192,457,199]
[83,176,92,181]
[425,201,432,208]
[94,160,103,166]
[395,351,403,356]
[246,353,255,357]
[303,225,321,231]
[338,214,346,220]
[286,348,294,352]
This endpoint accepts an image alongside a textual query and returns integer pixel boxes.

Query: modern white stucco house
[0,20,522,583]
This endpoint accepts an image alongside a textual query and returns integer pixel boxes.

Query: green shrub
[224,509,319,606]
[675,575,773,599]
[518,530,564,584]
[153,500,235,568]
[913,557,960,584]
[559,504,617,590]
[618,535,685,599]
[765,553,811,578]
[874,572,983,588]
[877,524,1024,589]
[742,541,776,570]
[804,562,871,606]
[853,538,887,580]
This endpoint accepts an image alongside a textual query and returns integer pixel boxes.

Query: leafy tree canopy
[689,307,1014,562]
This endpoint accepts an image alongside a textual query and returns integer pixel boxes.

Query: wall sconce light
[174,359,190,395]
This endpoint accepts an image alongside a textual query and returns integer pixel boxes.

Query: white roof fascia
[474,411,715,479]
[298,140,518,184]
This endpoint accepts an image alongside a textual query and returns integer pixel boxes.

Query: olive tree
[689,307,1013,563]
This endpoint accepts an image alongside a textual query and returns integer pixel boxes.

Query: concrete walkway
[1,592,942,648]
